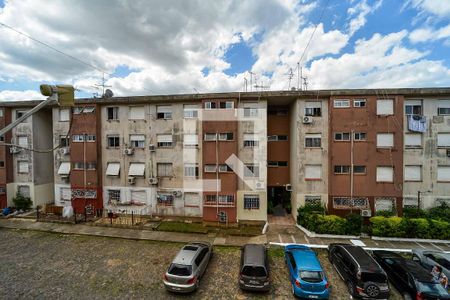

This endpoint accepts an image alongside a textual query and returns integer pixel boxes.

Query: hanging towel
[408,115,427,132]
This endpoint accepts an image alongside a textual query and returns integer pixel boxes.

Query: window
[377,99,394,115]
[437,133,450,148]
[218,133,233,141]
[204,133,217,141]
[267,161,288,167]
[376,166,394,182]
[60,136,69,147]
[219,101,234,109]
[354,132,366,141]
[18,136,28,148]
[157,163,173,177]
[86,135,96,142]
[184,134,198,147]
[354,166,366,174]
[243,134,258,147]
[243,103,258,117]
[57,162,71,175]
[184,164,199,177]
[107,135,120,148]
[107,107,119,120]
[218,164,232,172]
[60,187,71,201]
[218,195,234,205]
[437,100,450,115]
[377,133,394,148]
[157,105,172,119]
[405,165,422,181]
[334,132,350,141]
[157,193,174,206]
[129,106,145,120]
[157,134,173,147]
[130,134,145,148]
[334,165,350,174]
[405,133,422,148]
[73,106,95,114]
[305,164,322,180]
[403,197,418,208]
[0,161,4,168]
[268,135,288,141]
[73,162,84,170]
[244,195,260,210]
[305,102,321,116]
[244,164,259,177]
[18,185,30,198]
[333,197,368,209]
[305,195,321,205]
[184,193,200,207]
[183,104,199,118]
[106,162,120,176]
[375,198,395,212]
[305,134,321,147]
[86,162,96,170]
[333,99,350,108]
[108,189,121,203]
[0,108,3,117]
[204,164,217,173]
[16,110,28,122]
[0,135,3,142]
[129,163,146,177]
[59,108,70,121]
[72,135,84,142]
[437,166,450,182]
[205,101,216,109]
[18,161,28,173]
[405,100,422,115]
[353,99,366,107]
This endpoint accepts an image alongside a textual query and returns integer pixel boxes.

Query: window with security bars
[305,107,321,116]
[184,164,199,177]
[157,163,173,177]
[218,195,234,205]
[108,189,121,203]
[403,197,418,208]
[436,198,450,206]
[157,194,174,206]
[305,195,321,205]
[305,136,321,147]
[243,140,259,147]
[18,185,30,198]
[107,136,120,148]
[375,197,395,212]
[244,195,260,209]
[333,197,368,209]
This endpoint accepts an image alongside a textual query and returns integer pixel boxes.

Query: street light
[417,190,432,212]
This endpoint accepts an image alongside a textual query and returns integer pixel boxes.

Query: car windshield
[416,281,448,296]
[299,271,323,283]
[361,272,387,283]
[434,255,450,269]
[168,264,192,276]
[242,266,267,277]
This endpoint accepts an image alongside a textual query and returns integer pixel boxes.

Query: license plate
[249,280,258,284]
[308,296,318,299]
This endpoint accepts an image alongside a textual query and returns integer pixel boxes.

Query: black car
[239,244,270,292]
[328,243,390,299]
[373,250,450,300]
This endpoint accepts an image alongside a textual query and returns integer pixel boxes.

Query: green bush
[402,207,427,218]
[315,215,347,235]
[12,191,32,210]
[369,216,404,237]
[375,210,396,217]
[428,219,450,240]
[296,203,325,228]
[401,218,430,239]
[427,202,450,222]
[345,214,362,235]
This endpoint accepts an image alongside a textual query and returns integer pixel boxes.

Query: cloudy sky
[0,0,449,101]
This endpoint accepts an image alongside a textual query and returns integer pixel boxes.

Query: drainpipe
[350,130,354,213]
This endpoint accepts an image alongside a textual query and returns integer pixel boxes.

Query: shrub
[402,207,427,218]
[369,216,404,237]
[296,203,325,228]
[427,202,450,223]
[345,213,362,235]
[429,219,450,240]
[315,215,347,235]
[375,210,396,217]
[401,218,430,239]
[12,191,32,210]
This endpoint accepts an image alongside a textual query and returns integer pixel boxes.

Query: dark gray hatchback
[239,244,270,292]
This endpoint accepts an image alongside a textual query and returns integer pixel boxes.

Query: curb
[296,224,360,239]
[372,236,450,244]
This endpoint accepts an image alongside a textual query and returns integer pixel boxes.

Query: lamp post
[417,190,432,212]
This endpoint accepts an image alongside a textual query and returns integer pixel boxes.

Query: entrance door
[267,186,291,215]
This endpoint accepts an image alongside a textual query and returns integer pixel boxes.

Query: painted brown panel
[267,106,290,186]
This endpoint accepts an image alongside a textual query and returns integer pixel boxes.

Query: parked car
[285,244,330,299]
[373,250,450,300]
[239,244,270,292]
[163,241,213,293]
[328,243,390,299]
[412,249,450,279]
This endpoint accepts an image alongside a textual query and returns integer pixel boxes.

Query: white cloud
[347,0,383,35]
[409,0,450,18]
[409,24,450,43]
[0,90,45,101]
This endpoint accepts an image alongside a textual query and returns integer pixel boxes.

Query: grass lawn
[156,221,209,234]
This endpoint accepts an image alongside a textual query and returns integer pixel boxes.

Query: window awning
[130,134,145,141]
[243,133,257,141]
[157,135,172,143]
[129,163,145,176]
[58,162,71,175]
[106,162,120,176]
[305,101,321,108]
[157,105,172,113]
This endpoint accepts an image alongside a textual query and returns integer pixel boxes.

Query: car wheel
[347,281,355,297]
[365,284,380,298]
[292,284,296,297]
[402,292,412,300]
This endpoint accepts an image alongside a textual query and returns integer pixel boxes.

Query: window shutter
[106,163,120,176]
[157,135,173,143]
[437,166,450,181]
[305,102,321,108]
[437,133,450,147]
[130,134,145,141]
[129,106,145,119]
[377,133,394,147]
[405,133,422,147]
[404,166,421,181]
[157,106,172,113]
[184,193,200,206]
[305,165,321,179]
[377,99,394,115]
[184,134,198,145]
[128,163,145,176]
[57,162,71,175]
[376,167,393,182]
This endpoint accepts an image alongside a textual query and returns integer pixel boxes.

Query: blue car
[285,244,330,299]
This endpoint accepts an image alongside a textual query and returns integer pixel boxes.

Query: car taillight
[356,271,361,280]
[356,286,364,294]
[416,292,423,300]
[325,282,329,289]
[295,279,301,288]
[163,274,168,281]
[187,276,197,285]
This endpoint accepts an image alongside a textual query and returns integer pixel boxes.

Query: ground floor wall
[291,193,329,220]
[327,195,403,217]
[54,184,71,207]
[203,206,237,223]
[7,182,54,208]
[236,190,267,221]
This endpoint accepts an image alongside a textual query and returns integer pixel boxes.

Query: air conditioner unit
[149,144,156,152]
[285,184,292,192]
[255,181,265,190]
[447,149,450,158]
[361,209,372,217]
[61,175,70,182]
[148,177,158,185]
[124,148,134,155]
[62,147,70,155]
[302,116,312,124]
[218,211,227,223]
[9,147,21,154]
[173,190,182,197]
[127,176,136,185]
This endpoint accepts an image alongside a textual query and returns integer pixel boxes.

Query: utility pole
[297,63,300,90]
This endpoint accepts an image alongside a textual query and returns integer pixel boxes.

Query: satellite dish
[104,89,114,98]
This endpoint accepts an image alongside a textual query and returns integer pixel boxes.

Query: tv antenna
[243,77,248,92]
[94,72,112,97]
[287,68,294,90]
[248,71,256,92]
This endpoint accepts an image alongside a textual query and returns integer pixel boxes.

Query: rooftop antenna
[243,77,248,92]
[297,63,301,90]
[248,71,256,92]
[302,76,309,91]
[287,68,294,90]
[94,72,112,97]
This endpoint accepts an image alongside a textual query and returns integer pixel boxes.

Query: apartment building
[0,106,12,209]
[1,88,449,223]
